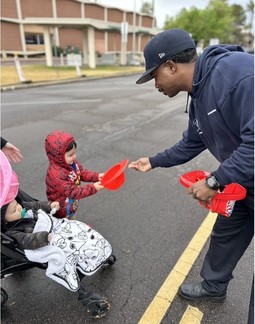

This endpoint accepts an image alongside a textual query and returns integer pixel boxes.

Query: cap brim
[136,66,158,84]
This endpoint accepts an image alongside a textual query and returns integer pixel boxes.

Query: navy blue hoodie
[149,45,254,189]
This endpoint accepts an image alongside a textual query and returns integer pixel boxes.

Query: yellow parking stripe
[179,305,204,324]
[138,212,217,324]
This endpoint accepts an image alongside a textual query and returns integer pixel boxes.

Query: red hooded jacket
[45,131,99,218]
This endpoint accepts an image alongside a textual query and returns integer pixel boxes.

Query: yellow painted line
[179,305,204,324]
[138,212,217,324]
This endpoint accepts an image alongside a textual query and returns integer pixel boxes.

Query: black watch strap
[205,175,225,192]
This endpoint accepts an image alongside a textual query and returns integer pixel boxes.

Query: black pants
[200,190,254,322]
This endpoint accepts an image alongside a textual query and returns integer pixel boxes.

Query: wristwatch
[205,175,225,192]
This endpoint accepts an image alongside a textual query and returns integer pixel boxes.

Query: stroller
[1,189,48,307]
[0,152,116,318]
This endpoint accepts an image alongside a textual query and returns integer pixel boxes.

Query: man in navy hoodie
[129,29,254,323]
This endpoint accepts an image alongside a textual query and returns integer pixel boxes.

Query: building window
[25,34,44,45]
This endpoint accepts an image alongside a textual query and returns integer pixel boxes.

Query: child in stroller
[1,152,116,319]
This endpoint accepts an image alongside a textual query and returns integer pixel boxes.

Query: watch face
[207,177,216,187]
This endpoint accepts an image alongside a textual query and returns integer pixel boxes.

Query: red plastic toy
[179,170,247,217]
[101,159,129,190]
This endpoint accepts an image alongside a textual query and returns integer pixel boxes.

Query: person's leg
[179,192,254,301]
[77,271,111,319]
[201,194,254,294]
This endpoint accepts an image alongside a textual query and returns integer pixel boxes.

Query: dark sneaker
[179,283,226,303]
[78,290,111,319]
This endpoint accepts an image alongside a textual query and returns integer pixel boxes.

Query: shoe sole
[179,291,226,303]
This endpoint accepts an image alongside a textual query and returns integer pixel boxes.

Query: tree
[140,1,153,15]
[229,4,246,44]
[164,0,247,46]
[246,0,254,36]
[247,0,254,20]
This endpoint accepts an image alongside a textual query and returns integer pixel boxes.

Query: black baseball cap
[136,28,196,84]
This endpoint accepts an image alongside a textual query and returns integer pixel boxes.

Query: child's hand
[94,181,104,191]
[50,201,60,210]
[48,234,52,242]
[98,173,104,181]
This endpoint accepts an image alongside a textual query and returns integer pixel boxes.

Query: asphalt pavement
[1,75,253,324]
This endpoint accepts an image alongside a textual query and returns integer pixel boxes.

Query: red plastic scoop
[179,170,247,217]
[101,159,129,190]
[179,170,209,188]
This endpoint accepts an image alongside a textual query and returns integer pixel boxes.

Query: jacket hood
[192,44,244,97]
[45,130,74,167]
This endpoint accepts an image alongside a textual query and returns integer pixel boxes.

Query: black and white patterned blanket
[25,210,112,291]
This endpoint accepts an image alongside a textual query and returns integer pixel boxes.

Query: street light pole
[132,0,136,63]
[152,0,155,15]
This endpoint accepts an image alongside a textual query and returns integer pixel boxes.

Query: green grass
[1,64,144,86]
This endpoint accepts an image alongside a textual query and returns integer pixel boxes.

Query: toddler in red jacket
[45,130,104,219]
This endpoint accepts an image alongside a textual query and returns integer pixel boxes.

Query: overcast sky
[98,0,250,28]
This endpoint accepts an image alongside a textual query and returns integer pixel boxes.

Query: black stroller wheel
[107,254,116,265]
[1,288,8,307]
[102,254,116,268]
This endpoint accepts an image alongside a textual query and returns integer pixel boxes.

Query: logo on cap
[158,53,165,59]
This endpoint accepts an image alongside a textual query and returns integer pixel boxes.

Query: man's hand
[188,179,218,203]
[128,157,152,172]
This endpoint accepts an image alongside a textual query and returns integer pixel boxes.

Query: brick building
[1,0,161,67]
